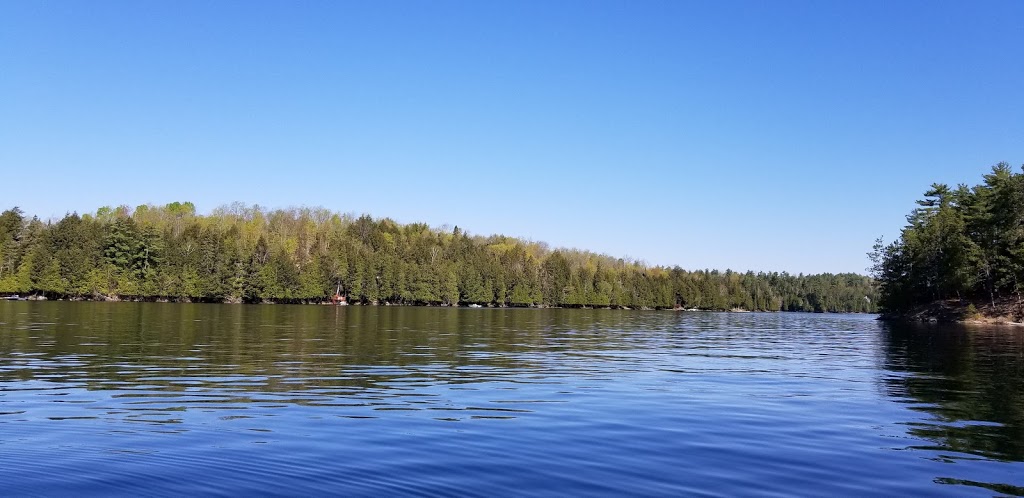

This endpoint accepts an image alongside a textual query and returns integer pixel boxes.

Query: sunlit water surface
[1,302,1023,496]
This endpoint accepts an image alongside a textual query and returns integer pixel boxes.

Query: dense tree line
[0,202,876,312]
[870,163,1024,313]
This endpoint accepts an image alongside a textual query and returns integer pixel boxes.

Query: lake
[1,302,1022,496]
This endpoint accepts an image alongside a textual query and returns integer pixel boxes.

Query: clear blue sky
[1,1,1021,274]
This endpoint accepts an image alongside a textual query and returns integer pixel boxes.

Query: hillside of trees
[0,202,876,312]
[870,162,1024,320]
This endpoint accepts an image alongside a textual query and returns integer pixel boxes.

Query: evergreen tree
[871,162,1024,313]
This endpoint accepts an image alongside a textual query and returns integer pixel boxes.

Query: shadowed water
[1,302,1022,496]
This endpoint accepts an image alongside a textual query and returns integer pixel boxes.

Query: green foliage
[871,162,1024,313]
[965,303,980,319]
[0,208,26,292]
[0,202,877,311]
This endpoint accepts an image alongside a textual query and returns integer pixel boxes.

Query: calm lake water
[1,302,1022,496]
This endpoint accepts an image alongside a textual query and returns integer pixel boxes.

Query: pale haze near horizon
[1,1,1021,275]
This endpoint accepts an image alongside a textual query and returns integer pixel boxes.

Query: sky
[1,1,1022,274]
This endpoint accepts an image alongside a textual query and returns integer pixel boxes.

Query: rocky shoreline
[879,298,1024,326]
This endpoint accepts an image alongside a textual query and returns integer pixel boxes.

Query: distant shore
[0,293,864,314]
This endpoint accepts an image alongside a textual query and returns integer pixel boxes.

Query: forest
[0,202,876,312]
[870,162,1024,316]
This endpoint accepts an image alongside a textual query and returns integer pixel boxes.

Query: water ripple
[1,303,1023,495]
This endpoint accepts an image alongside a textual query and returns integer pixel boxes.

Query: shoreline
[0,293,874,314]
[879,298,1024,326]
[880,314,1024,326]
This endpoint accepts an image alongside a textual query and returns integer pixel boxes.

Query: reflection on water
[880,321,1024,495]
[0,304,657,421]
[0,302,1022,496]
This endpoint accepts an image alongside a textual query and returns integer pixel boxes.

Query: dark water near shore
[1,302,1022,496]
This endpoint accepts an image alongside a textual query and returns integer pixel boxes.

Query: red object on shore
[331,284,347,305]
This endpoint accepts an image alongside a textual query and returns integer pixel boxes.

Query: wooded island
[871,162,1024,323]
[0,203,876,312]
